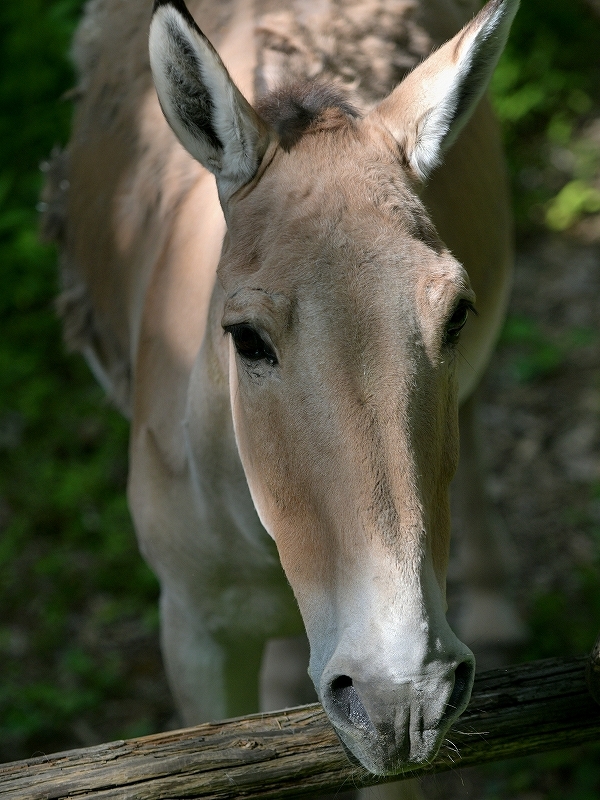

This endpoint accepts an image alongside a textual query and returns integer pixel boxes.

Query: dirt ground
[420,230,600,799]
[477,232,600,632]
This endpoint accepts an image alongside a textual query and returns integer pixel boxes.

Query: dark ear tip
[152,0,172,11]
[152,0,197,28]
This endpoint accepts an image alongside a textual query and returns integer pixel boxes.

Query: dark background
[1,1,600,797]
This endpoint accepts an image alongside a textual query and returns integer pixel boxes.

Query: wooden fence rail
[2,651,600,800]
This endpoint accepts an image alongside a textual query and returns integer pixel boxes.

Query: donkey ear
[368,0,519,182]
[149,0,273,200]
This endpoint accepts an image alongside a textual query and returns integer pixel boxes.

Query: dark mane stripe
[256,81,360,151]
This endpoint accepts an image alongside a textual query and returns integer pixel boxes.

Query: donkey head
[149,0,518,775]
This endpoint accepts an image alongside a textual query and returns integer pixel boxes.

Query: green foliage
[545,179,600,230]
[491,0,600,234]
[499,316,563,381]
[523,566,600,660]
[521,481,600,662]
[499,315,597,382]
[0,0,160,760]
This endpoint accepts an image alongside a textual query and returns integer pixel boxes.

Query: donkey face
[219,136,473,772]
[150,0,518,774]
[220,131,476,772]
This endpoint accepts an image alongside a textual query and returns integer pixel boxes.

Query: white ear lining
[411,0,518,180]
[198,46,263,189]
[410,73,464,180]
[368,0,518,183]
[149,2,270,199]
[149,6,223,168]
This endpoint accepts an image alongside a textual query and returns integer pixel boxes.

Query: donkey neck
[254,0,480,110]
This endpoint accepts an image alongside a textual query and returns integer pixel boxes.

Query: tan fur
[48,0,510,415]
[49,0,522,782]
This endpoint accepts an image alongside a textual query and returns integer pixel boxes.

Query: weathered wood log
[2,656,600,800]
[586,632,600,706]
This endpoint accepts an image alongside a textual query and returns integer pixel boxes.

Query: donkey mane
[256,80,360,151]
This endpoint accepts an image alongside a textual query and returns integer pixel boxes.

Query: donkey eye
[444,301,475,346]
[226,324,278,366]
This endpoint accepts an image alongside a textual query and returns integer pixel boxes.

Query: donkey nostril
[453,659,475,702]
[331,674,353,692]
[442,659,475,723]
[330,675,373,731]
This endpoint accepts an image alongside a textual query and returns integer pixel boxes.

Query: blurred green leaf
[546,179,600,230]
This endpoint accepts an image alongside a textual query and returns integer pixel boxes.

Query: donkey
[47,0,522,780]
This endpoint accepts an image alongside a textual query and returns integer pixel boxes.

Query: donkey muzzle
[320,656,475,774]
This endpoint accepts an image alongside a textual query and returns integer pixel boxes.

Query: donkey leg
[259,634,316,711]
[159,586,264,724]
[451,391,526,667]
